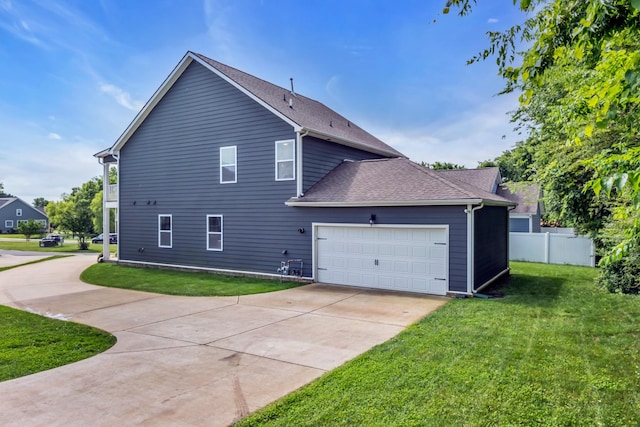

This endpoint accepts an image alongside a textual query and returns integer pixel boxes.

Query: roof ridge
[404,160,482,199]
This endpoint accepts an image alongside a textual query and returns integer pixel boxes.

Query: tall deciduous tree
[47,177,103,249]
[446,0,640,291]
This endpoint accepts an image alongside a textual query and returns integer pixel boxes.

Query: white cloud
[487,18,499,24]
[99,83,144,112]
[48,132,62,140]
[369,93,523,167]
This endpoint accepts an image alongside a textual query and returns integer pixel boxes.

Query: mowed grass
[0,305,115,382]
[81,263,304,296]
[236,262,640,427]
[0,240,115,253]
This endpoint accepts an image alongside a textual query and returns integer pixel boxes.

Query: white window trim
[220,146,237,184]
[158,214,172,248]
[275,139,295,181]
[16,208,22,217]
[206,214,223,251]
[5,220,13,228]
[17,220,27,226]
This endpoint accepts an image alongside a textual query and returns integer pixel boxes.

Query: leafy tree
[0,182,14,198]
[16,219,44,241]
[90,167,118,233]
[445,0,640,291]
[47,177,102,249]
[33,197,50,209]
[420,161,466,170]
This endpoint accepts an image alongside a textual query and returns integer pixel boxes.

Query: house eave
[302,129,404,158]
[285,198,515,207]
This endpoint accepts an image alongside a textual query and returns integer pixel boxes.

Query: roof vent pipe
[290,77,295,96]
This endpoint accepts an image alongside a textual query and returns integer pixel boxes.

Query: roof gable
[0,197,48,217]
[100,51,403,158]
[435,167,501,193]
[287,158,515,207]
[0,198,16,209]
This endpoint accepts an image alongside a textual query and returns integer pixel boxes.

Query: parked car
[39,234,64,247]
[92,233,117,244]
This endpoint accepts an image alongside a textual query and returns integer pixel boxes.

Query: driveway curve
[0,254,447,426]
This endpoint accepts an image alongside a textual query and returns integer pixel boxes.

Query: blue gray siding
[531,214,541,233]
[509,217,530,233]
[0,199,48,233]
[117,60,474,294]
[119,61,298,270]
[302,136,383,192]
[474,206,509,287]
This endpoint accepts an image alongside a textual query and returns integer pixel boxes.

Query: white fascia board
[304,129,404,158]
[192,54,302,133]
[111,53,196,154]
[286,199,486,207]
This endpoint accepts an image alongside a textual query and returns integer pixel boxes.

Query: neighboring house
[497,183,544,233]
[95,51,515,296]
[0,197,48,233]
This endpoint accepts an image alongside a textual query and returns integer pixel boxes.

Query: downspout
[464,203,484,294]
[295,130,309,197]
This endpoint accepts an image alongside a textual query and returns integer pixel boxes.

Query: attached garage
[288,158,515,296]
[315,224,449,295]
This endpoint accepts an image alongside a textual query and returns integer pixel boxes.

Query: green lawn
[0,305,115,382]
[81,263,304,296]
[236,262,640,427]
[0,240,115,253]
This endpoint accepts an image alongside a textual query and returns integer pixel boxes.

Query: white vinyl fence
[509,232,595,267]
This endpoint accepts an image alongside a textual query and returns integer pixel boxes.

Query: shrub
[596,252,640,294]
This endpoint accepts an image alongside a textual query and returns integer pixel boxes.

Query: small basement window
[207,215,223,251]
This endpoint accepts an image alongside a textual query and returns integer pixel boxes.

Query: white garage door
[316,225,448,295]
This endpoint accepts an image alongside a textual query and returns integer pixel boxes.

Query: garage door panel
[316,225,448,296]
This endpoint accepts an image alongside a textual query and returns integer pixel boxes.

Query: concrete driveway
[0,254,447,426]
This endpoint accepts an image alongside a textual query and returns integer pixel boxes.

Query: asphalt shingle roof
[288,158,515,206]
[0,198,15,209]
[497,183,542,214]
[435,167,501,193]
[193,52,404,157]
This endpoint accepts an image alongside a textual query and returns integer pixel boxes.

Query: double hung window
[220,146,237,184]
[275,140,295,181]
[207,215,223,251]
[158,214,172,248]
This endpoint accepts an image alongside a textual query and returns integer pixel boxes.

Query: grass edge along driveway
[0,305,115,382]
[236,262,640,427]
[81,263,303,296]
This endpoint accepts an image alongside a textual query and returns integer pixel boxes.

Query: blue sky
[0,0,528,203]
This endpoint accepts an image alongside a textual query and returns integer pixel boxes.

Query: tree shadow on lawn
[480,271,565,309]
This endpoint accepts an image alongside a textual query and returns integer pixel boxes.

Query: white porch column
[102,161,110,261]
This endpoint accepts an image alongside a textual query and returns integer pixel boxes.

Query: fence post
[544,232,550,264]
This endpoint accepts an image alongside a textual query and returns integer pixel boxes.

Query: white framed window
[275,139,295,181]
[17,220,27,226]
[158,214,172,248]
[220,146,237,184]
[16,208,22,217]
[5,220,13,228]
[206,215,223,251]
